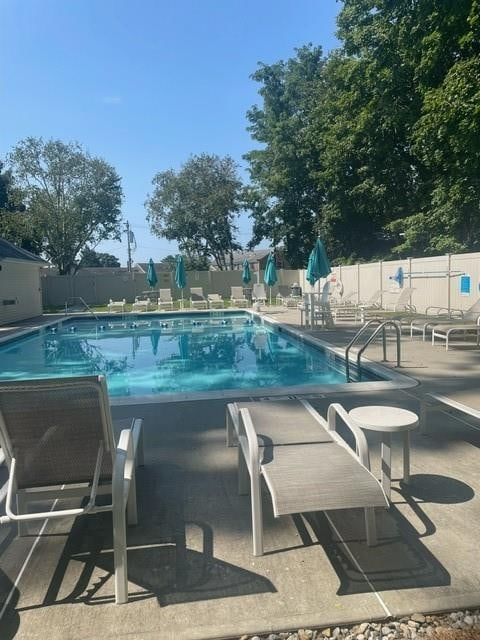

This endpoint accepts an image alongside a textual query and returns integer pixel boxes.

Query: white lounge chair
[252,283,267,306]
[410,299,480,340]
[231,286,249,308]
[382,287,416,312]
[107,298,126,313]
[421,391,480,434]
[190,288,208,309]
[157,289,174,311]
[276,285,298,307]
[207,293,224,309]
[226,399,387,556]
[312,281,332,327]
[0,375,144,605]
[132,297,153,312]
[431,317,480,350]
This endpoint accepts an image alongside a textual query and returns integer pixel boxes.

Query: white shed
[0,238,47,326]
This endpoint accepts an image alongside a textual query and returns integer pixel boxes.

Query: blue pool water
[0,313,378,397]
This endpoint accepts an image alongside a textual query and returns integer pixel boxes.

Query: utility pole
[125,221,132,272]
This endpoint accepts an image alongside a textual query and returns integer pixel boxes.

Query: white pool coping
[0,309,418,405]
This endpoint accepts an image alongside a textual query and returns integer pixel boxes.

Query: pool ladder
[64,297,101,323]
[345,319,401,382]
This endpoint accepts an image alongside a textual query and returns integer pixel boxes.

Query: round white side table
[348,406,419,500]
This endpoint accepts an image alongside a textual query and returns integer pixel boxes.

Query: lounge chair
[132,297,153,312]
[190,287,208,309]
[207,293,224,309]
[276,285,297,307]
[431,317,480,350]
[421,391,480,434]
[107,298,126,313]
[312,281,332,327]
[252,283,267,305]
[231,286,249,308]
[226,399,388,556]
[410,299,480,340]
[0,376,144,604]
[158,289,174,311]
[382,287,416,312]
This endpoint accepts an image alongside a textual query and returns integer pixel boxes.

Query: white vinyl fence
[41,269,302,308]
[299,251,480,315]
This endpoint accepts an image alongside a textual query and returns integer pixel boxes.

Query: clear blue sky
[1,0,340,265]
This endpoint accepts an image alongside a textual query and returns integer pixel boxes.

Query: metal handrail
[64,297,100,322]
[345,319,401,382]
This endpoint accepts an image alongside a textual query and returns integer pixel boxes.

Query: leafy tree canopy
[7,138,123,274]
[244,45,325,268]
[79,246,121,268]
[245,1,480,263]
[146,154,242,270]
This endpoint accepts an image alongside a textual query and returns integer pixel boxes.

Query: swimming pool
[0,312,412,401]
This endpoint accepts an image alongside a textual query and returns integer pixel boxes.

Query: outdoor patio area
[0,308,479,640]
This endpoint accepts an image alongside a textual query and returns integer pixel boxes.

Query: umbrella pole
[181,291,184,310]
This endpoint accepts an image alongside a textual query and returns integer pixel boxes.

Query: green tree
[8,138,123,274]
[146,154,241,270]
[245,45,325,268]
[0,160,42,254]
[79,246,121,268]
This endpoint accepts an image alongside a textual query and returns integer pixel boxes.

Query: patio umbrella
[175,255,187,309]
[242,258,251,285]
[264,253,278,305]
[146,258,158,289]
[306,237,331,326]
[306,237,331,287]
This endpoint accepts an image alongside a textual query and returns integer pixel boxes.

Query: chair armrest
[113,429,135,507]
[239,408,260,476]
[327,403,370,470]
[425,306,463,317]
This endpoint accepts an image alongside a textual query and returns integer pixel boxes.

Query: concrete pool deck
[0,307,480,639]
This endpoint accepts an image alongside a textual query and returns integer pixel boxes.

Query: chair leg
[112,502,128,604]
[238,447,249,496]
[126,469,138,526]
[365,507,377,546]
[251,471,263,557]
[16,493,28,537]
[226,411,235,447]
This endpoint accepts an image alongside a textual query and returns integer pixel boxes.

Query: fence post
[446,253,451,316]
[408,256,412,309]
[379,260,383,307]
[357,263,361,304]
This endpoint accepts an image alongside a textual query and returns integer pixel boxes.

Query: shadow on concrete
[4,462,274,617]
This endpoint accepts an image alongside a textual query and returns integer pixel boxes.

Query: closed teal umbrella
[264,253,278,305]
[146,258,158,289]
[306,237,331,286]
[306,237,331,326]
[175,255,187,308]
[242,258,251,285]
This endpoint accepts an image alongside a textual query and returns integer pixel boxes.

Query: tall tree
[8,138,123,274]
[0,160,42,254]
[79,246,121,268]
[146,154,242,270]
[245,45,325,268]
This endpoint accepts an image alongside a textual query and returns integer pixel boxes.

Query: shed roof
[0,238,47,264]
